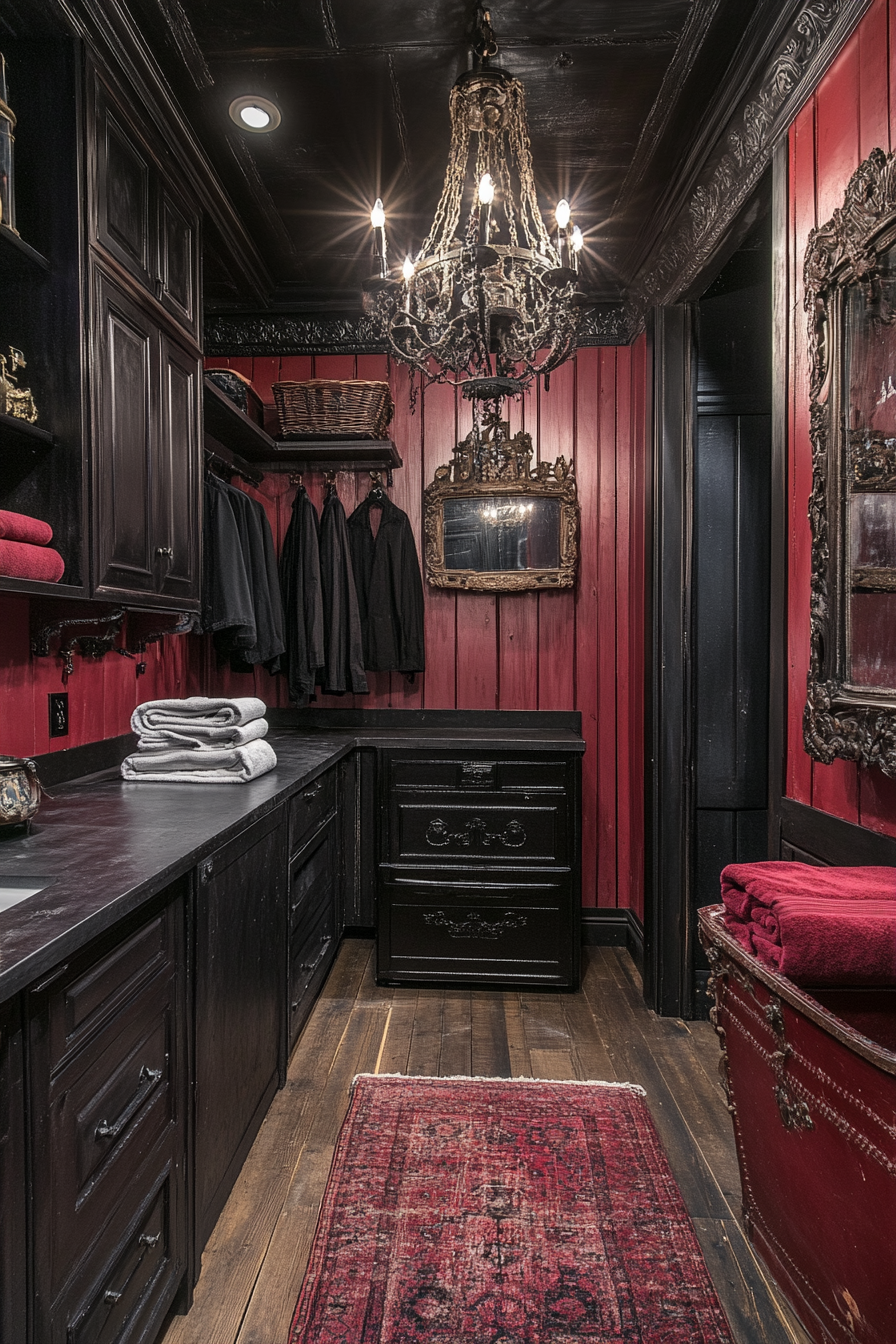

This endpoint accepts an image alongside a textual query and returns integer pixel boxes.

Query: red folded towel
[721,862,896,986]
[0,539,65,583]
[0,509,53,547]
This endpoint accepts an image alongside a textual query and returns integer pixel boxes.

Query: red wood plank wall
[786,0,896,835]
[207,342,649,913]
[0,340,648,916]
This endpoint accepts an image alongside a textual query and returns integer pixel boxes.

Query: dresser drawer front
[389,801,564,865]
[288,821,336,932]
[289,768,338,855]
[289,901,337,1047]
[387,755,569,795]
[42,981,177,1299]
[378,885,574,986]
[64,1171,177,1344]
[46,911,172,1072]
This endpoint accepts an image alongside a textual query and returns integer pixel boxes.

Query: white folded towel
[121,738,277,784]
[137,717,269,751]
[131,696,267,736]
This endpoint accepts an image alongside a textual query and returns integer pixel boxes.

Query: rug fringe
[352,1073,647,1096]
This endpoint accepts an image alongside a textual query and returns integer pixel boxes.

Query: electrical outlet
[49,692,69,738]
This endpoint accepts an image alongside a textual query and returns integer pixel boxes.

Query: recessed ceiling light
[228,96,281,133]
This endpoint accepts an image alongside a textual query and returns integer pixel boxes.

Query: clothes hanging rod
[203,443,264,487]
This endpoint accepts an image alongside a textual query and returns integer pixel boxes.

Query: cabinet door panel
[0,1002,26,1344]
[93,271,157,595]
[155,335,200,600]
[159,189,199,339]
[94,85,153,290]
[194,813,286,1256]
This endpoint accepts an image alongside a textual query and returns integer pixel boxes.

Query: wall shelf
[203,375,401,472]
[0,410,54,451]
[0,223,50,273]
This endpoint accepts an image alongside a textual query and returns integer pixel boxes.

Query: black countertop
[0,724,584,1002]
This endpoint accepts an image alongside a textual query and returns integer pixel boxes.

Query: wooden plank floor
[159,941,813,1344]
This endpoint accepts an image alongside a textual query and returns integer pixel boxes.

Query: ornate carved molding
[422,910,527,940]
[204,305,629,356]
[424,816,527,849]
[631,0,868,320]
[803,147,896,777]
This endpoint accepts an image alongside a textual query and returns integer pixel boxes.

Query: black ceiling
[131,0,770,310]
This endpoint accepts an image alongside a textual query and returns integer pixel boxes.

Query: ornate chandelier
[363,6,587,400]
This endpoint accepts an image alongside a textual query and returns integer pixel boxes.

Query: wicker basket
[272,380,394,439]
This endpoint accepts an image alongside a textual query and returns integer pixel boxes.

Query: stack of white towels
[121,697,277,783]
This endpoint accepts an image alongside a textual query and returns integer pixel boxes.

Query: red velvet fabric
[721,862,896,985]
[0,509,53,546]
[0,539,65,582]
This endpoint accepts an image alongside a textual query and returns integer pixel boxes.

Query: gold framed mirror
[804,147,896,776]
[423,418,578,591]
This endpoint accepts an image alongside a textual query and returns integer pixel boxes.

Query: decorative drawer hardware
[459,761,496,789]
[764,997,814,1133]
[422,910,527,940]
[95,1065,163,1141]
[425,816,527,849]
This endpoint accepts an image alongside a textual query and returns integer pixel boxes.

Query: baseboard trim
[581,908,644,972]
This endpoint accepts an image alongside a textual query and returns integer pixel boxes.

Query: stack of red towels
[0,509,65,582]
[721,862,896,986]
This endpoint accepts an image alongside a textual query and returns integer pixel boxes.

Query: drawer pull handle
[95,1065,163,1141]
[425,817,527,850]
[302,782,322,801]
[138,1232,162,1249]
[103,1290,123,1304]
[299,940,331,976]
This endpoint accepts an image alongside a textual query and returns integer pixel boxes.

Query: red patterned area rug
[287,1074,733,1343]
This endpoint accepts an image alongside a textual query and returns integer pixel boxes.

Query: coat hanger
[367,470,387,505]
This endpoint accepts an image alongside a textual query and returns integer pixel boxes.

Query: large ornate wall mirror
[423,411,578,591]
[805,148,896,776]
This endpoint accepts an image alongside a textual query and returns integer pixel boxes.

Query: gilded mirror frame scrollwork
[804,147,896,776]
[423,418,578,592]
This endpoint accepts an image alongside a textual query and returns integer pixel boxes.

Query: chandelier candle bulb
[402,256,414,312]
[571,224,583,272]
[478,172,494,245]
[370,198,387,278]
[555,198,571,268]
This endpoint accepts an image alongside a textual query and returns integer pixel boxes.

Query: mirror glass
[443,496,561,572]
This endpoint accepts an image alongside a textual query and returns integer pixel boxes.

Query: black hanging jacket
[202,475,256,658]
[319,491,369,695]
[279,486,325,705]
[222,483,287,674]
[346,495,425,674]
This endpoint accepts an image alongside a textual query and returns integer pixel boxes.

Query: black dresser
[377,743,582,988]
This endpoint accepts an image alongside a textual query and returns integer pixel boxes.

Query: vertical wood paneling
[628,332,648,922]
[420,378,458,708]
[614,345,636,909]
[859,0,890,158]
[596,348,619,907]
[536,362,576,709]
[573,348,600,904]
[455,594,498,708]
[786,103,816,806]
[387,357,424,710]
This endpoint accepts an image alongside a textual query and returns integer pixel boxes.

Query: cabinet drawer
[378,883,575,987]
[45,909,172,1073]
[42,981,177,1299]
[289,769,338,855]
[289,899,337,1047]
[288,821,336,932]
[388,800,565,865]
[63,1171,178,1344]
[387,755,569,795]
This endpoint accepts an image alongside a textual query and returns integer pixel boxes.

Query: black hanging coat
[319,491,368,695]
[223,484,287,674]
[202,475,257,658]
[346,495,425,674]
[279,486,325,705]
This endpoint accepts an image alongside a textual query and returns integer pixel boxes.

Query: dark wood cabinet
[193,810,287,1259]
[91,268,201,605]
[27,885,188,1344]
[0,999,26,1344]
[377,749,581,988]
[88,65,202,607]
[91,73,200,345]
